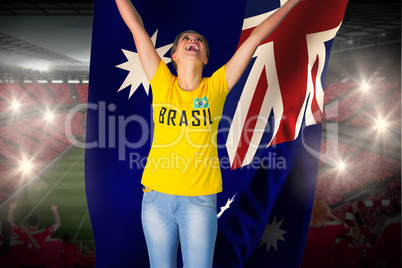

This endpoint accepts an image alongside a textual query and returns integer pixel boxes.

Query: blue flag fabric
[213,0,348,266]
[86,0,348,267]
[86,0,246,267]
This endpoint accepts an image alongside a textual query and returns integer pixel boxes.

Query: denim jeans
[141,190,217,268]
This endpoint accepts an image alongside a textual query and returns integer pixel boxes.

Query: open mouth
[185,43,199,52]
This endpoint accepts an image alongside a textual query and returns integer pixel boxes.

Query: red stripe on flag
[232,66,269,170]
[237,27,274,51]
[236,28,253,50]
[311,55,322,124]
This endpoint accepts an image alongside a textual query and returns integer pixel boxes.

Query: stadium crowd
[0,78,399,267]
[301,199,401,268]
[1,199,400,267]
[0,203,95,268]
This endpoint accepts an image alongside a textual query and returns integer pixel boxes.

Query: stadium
[0,0,400,267]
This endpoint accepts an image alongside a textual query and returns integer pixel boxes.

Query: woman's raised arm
[224,0,301,90]
[116,0,161,80]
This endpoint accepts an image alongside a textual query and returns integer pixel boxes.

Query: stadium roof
[0,0,399,81]
[0,1,93,15]
[0,1,400,55]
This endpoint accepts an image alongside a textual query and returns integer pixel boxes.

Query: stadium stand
[12,120,69,152]
[23,84,56,105]
[0,79,86,195]
[323,82,356,104]
[0,84,39,107]
[0,140,21,164]
[332,180,401,227]
[324,90,369,122]
[48,84,74,104]
[0,189,7,202]
[0,125,58,162]
[319,139,357,166]
[75,84,89,103]
[323,82,400,123]
[348,89,401,127]
[52,113,84,136]
[368,82,399,96]
[0,99,9,112]
[27,117,73,146]
[316,149,400,207]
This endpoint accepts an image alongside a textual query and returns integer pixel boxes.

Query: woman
[115,0,301,267]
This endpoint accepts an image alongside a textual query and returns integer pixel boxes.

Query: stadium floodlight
[337,160,346,172]
[52,80,63,84]
[360,83,369,92]
[45,111,55,122]
[82,80,89,84]
[20,159,33,175]
[19,60,50,72]
[375,117,388,132]
[37,80,48,83]
[11,100,21,111]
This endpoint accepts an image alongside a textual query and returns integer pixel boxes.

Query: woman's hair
[1,221,12,256]
[170,30,209,71]
[310,199,328,228]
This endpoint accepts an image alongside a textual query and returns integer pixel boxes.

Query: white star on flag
[258,217,287,252]
[116,30,172,98]
[217,194,236,218]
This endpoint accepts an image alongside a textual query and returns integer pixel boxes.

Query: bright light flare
[18,60,50,71]
[19,159,34,175]
[375,117,389,132]
[11,100,21,111]
[44,111,55,122]
[337,160,346,172]
[360,83,370,92]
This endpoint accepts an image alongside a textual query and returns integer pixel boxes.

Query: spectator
[44,235,63,268]
[351,201,389,268]
[76,243,93,268]
[301,199,353,268]
[376,204,401,268]
[351,201,389,248]
[8,203,61,268]
[0,221,40,268]
[89,248,95,268]
[353,234,373,268]
[60,234,77,268]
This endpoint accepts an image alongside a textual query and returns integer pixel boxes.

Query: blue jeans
[141,190,217,268]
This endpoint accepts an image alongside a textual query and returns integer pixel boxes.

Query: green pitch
[1,146,94,248]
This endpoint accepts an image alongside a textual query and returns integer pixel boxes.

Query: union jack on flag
[85,0,348,267]
[224,0,347,169]
[216,0,348,266]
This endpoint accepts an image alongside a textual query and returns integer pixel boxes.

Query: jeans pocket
[189,194,216,210]
[142,190,159,203]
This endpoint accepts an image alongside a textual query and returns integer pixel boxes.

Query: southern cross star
[116,30,172,98]
[258,216,287,252]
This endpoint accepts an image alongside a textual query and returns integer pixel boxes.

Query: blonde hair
[310,199,328,228]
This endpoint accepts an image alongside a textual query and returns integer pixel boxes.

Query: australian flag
[85,0,348,267]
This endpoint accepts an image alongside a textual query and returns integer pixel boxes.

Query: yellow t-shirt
[141,61,229,196]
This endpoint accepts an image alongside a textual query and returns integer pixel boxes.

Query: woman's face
[172,33,208,68]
